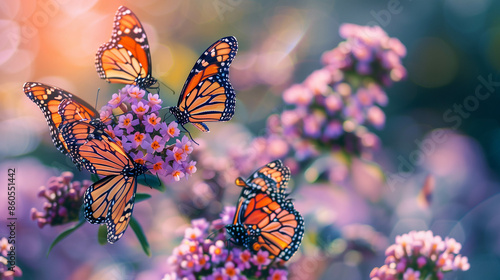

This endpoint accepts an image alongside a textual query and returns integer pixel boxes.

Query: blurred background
[1,0,500,279]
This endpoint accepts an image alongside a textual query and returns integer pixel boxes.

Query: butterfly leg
[158,80,175,96]
[180,124,199,146]
[151,173,162,189]
[162,110,175,122]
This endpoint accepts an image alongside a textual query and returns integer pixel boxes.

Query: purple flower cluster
[100,85,196,183]
[30,172,88,228]
[0,238,22,279]
[370,230,470,280]
[249,23,406,161]
[322,23,407,86]
[164,206,289,280]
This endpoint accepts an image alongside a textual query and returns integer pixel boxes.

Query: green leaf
[98,225,107,245]
[47,220,85,256]
[135,193,152,203]
[130,216,151,257]
[137,174,166,192]
[78,203,86,222]
[91,173,100,183]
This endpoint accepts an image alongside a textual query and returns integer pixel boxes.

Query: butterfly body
[96,6,157,90]
[226,160,304,261]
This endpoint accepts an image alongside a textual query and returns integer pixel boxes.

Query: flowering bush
[370,230,470,280]
[100,85,197,183]
[164,207,289,280]
[30,172,88,228]
[21,15,478,280]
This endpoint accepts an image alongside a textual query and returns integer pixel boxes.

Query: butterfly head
[136,76,158,91]
[134,162,149,175]
[225,224,247,246]
[169,106,188,126]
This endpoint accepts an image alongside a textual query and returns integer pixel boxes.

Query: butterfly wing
[61,124,133,176]
[95,6,156,89]
[231,187,304,260]
[23,82,99,170]
[84,174,137,243]
[58,118,108,168]
[78,138,144,243]
[235,160,291,195]
[171,36,238,132]
[59,99,111,125]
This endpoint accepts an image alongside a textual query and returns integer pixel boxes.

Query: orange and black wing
[95,6,156,89]
[78,138,135,176]
[229,187,304,261]
[78,138,146,243]
[59,121,134,176]
[170,36,238,132]
[58,99,112,125]
[84,174,137,243]
[58,118,107,169]
[235,160,291,195]
[23,82,99,169]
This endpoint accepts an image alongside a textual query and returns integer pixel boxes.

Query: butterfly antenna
[95,88,100,109]
[159,80,175,95]
[207,229,218,240]
[265,258,277,270]
[142,173,152,189]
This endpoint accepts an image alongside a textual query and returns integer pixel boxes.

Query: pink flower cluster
[322,23,407,86]
[164,207,288,280]
[275,23,406,157]
[230,24,407,176]
[30,172,88,228]
[100,85,196,183]
[0,238,22,279]
[370,230,470,280]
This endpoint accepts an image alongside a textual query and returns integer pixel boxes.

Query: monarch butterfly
[23,82,102,170]
[59,119,148,243]
[234,160,291,196]
[96,6,157,90]
[169,36,238,134]
[226,160,304,261]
